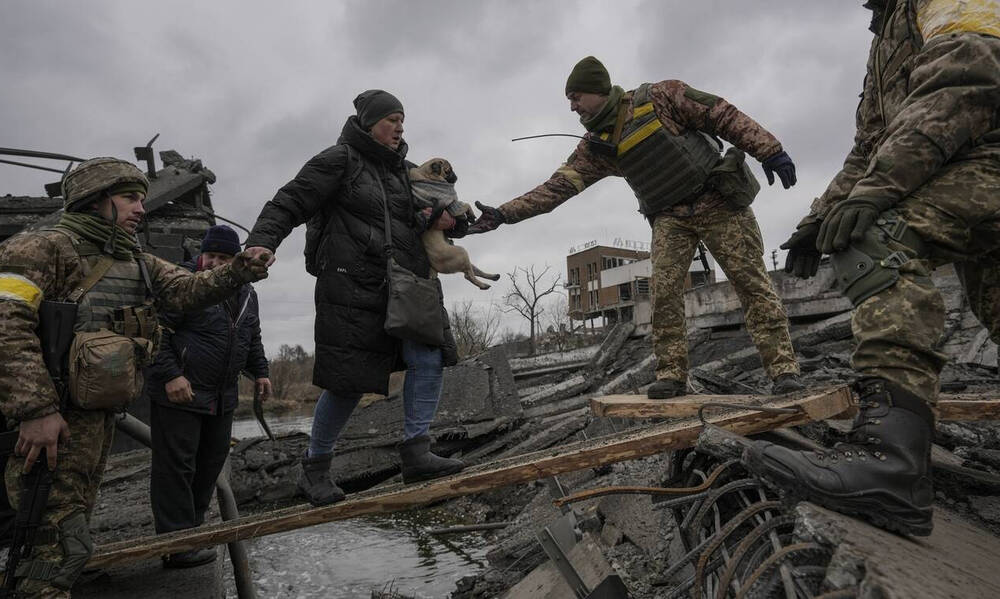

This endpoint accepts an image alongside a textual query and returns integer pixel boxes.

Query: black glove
[780,221,822,278]
[816,196,894,254]
[762,151,797,189]
[466,201,506,235]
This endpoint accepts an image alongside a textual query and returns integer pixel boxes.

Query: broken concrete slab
[795,503,1000,598]
[502,533,614,599]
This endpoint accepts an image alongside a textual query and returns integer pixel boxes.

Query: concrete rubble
[6,153,999,597]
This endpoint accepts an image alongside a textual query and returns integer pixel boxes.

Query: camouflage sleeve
[849,34,1000,203]
[0,236,62,422]
[144,253,245,314]
[648,80,783,161]
[498,139,617,224]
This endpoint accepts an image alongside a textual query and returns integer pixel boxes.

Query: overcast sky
[1,1,873,355]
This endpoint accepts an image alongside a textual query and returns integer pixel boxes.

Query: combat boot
[771,373,806,394]
[297,452,346,506]
[398,435,465,484]
[744,378,935,536]
[647,379,687,400]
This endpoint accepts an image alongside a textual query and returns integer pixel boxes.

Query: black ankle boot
[647,379,687,400]
[744,378,935,536]
[398,435,465,484]
[771,372,805,394]
[297,452,346,506]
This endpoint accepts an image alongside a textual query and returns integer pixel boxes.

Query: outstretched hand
[232,248,273,282]
[466,201,506,235]
[762,151,797,189]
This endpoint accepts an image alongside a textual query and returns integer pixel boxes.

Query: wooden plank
[88,387,852,568]
[591,393,1000,422]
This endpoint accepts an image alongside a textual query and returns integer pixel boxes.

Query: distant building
[564,239,716,329]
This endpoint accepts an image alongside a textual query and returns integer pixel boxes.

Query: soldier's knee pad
[51,511,94,590]
[831,212,926,306]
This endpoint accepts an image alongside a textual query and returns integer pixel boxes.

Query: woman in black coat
[244,90,464,505]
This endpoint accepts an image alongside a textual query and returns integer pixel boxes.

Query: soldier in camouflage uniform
[0,158,269,597]
[468,56,804,399]
[747,0,1000,536]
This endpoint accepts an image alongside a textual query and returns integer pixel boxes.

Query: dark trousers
[150,402,234,534]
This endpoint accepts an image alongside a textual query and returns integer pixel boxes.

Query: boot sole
[744,449,933,537]
[401,463,465,485]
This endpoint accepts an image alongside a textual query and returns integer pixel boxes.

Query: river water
[224,414,489,598]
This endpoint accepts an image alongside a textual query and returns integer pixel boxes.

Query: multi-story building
[565,239,715,329]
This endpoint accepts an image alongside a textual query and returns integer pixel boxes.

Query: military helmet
[62,157,149,212]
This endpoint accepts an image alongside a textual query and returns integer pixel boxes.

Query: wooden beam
[591,393,1000,422]
[88,387,852,569]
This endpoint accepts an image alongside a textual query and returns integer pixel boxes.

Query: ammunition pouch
[830,211,928,305]
[706,147,760,208]
[68,329,152,411]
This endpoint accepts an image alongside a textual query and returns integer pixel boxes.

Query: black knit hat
[201,224,240,256]
[353,89,405,129]
[565,56,611,95]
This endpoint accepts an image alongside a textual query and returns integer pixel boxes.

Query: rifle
[0,450,52,596]
[0,299,75,593]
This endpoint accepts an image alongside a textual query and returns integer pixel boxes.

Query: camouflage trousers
[650,204,799,382]
[850,155,1000,405]
[4,409,115,598]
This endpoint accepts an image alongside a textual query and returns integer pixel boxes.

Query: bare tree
[503,264,562,355]
[268,344,310,400]
[542,296,574,352]
[449,299,502,358]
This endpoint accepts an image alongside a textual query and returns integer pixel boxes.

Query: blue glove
[762,151,797,189]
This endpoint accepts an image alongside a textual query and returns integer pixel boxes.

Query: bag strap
[375,168,395,260]
[66,255,114,303]
[610,92,631,147]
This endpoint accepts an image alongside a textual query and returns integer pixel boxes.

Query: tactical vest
[603,83,721,215]
[75,254,148,333]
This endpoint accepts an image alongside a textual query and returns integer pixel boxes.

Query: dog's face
[415,157,457,184]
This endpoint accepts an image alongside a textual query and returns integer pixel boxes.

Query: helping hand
[465,202,506,235]
[780,221,822,278]
[232,249,273,282]
[762,151,797,189]
[816,196,894,254]
[16,412,70,471]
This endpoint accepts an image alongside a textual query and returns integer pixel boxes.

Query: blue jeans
[308,339,444,456]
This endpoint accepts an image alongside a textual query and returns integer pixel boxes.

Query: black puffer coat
[146,261,268,415]
[246,116,456,396]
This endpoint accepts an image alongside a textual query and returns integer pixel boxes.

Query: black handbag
[377,174,445,346]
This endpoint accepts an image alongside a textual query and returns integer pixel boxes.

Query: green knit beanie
[565,56,611,95]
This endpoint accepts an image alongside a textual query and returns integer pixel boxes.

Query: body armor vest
[605,83,721,215]
[75,254,148,333]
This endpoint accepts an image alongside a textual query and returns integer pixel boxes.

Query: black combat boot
[771,372,806,394]
[744,378,934,535]
[398,435,465,484]
[647,379,687,400]
[297,452,346,506]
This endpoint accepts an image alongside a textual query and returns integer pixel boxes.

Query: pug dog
[409,158,501,290]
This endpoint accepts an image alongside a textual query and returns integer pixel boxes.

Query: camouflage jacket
[0,228,252,423]
[498,79,783,223]
[808,0,1000,220]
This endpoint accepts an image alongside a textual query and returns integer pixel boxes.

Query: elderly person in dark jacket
[243,90,464,506]
[146,225,270,567]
